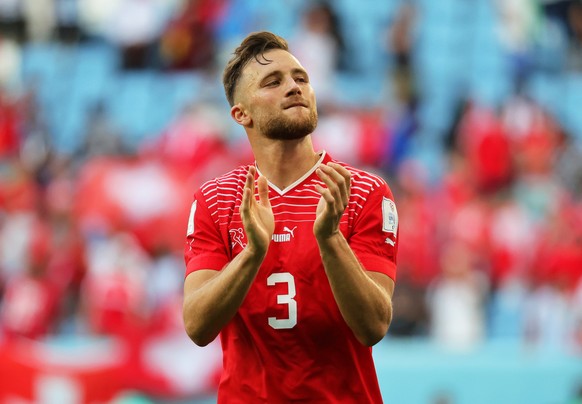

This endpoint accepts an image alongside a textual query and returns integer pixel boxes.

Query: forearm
[183,248,265,346]
[317,232,392,346]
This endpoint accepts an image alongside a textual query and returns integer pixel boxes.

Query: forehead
[241,49,305,84]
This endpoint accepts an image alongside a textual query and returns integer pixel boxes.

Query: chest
[221,193,352,332]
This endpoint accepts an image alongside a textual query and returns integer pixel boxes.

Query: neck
[250,136,320,190]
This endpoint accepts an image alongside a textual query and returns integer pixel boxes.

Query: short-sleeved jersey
[184,151,398,403]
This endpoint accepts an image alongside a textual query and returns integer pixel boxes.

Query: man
[183,31,399,403]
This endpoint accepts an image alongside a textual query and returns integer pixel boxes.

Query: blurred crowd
[0,0,582,393]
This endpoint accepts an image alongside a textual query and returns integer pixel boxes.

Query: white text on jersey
[272,226,297,243]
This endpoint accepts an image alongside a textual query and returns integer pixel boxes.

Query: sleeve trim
[185,254,229,278]
[356,253,397,282]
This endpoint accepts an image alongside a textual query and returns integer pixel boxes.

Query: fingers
[315,183,336,205]
[315,163,351,209]
[241,166,256,213]
[246,166,256,191]
[242,166,272,210]
[257,175,271,208]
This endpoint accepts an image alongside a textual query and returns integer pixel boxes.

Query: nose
[284,77,302,97]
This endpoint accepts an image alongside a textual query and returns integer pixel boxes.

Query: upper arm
[349,180,399,282]
[184,189,230,277]
[182,269,221,346]
[368,271,395,298]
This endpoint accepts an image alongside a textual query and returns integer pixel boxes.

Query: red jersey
[184,152,398,403]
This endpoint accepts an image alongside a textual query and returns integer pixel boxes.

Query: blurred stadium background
[0,0,581,403]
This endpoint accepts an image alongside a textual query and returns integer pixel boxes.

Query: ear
[231,104,252,126]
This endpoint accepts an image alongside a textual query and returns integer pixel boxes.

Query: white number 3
[267,272,297,329]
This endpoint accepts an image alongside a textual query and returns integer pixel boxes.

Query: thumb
[257,176,271,207]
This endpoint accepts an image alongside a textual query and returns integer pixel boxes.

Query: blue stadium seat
[561,73,582,141]
[71,42,119,106]
[145,72,205,138]
[104,71,156,144]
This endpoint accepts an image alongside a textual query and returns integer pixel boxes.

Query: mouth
[283,101,308,110]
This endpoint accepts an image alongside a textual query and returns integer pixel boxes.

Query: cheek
[253,97,277,116]
[248,103,270,127]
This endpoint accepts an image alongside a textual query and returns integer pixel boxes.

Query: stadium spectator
[0,37,20,91]
[158,0,226,71]
[21,0,55,42]
[100,0,170,69]
[568,0,582,70]
[0,0,26,42]
[0,211,59,339]
[289,1,346,107]
[427,240,489,351]
[0,90,20,156]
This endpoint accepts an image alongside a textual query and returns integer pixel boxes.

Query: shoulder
[198,165,251,197]
[331,159,389,194]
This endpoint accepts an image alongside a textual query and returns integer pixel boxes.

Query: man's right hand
[240,166,274,257]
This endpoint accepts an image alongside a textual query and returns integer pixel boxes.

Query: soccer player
[183,31,399,403]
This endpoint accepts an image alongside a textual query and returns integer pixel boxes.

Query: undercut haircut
[223,31,289,106]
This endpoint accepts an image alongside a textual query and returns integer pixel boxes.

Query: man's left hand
[313,162,351,240]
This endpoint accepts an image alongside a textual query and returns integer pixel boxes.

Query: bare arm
[314,163,394,346]
[317,233,394,346]
[183,167,274,346]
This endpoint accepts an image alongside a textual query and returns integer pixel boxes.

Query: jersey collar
[255,150,330,196]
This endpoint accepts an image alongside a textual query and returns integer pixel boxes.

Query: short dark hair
[222,31,289,106]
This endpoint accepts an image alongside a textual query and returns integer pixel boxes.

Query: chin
[262,112,318,140]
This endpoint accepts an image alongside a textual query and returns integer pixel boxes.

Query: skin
[183,49,394,347]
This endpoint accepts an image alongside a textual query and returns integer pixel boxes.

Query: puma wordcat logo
[272,226,297,243]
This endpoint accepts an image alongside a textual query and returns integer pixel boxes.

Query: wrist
[316,230,343,247]
[243,244,268,263]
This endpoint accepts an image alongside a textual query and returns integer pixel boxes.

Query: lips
[283,101,308,109]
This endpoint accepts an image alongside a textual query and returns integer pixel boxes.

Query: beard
[261,107,318,140]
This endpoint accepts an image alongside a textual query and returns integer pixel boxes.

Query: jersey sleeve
[184,188,230,278]
[349,181,399,281]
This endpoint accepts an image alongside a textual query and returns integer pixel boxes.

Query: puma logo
[283,226,297,237]
[272,225,298,243]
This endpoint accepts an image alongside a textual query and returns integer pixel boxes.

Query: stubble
[261,107,318,140]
